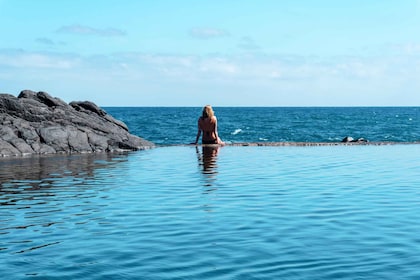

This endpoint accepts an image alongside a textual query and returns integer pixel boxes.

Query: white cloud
[394,43,420,55]
[57,24,126,37]
[35,37,66,47]
[189,27,230,39]
[0,50,80,69]
[198,58,237,75]
[1,48,419,105]
[237,36,261,51]
[35,37,55,46]
[2,49,418,83]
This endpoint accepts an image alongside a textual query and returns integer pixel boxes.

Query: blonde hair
[202,105,214,118]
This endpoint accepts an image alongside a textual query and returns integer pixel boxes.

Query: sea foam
[231,129,242,135]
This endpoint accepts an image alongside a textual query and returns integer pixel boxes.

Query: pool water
[1,145,420,279]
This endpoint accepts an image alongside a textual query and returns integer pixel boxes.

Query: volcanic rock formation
[0,90,154,156]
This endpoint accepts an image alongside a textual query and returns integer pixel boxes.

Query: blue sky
[1,0,419,106]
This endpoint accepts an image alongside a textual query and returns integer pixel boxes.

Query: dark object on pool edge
[0,90,154,157]
[341,136,368,143]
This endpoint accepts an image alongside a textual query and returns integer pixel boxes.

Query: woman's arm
[194,119,202,144]
[194,129,201,144]
[213,117,219,140]
[213,117,224,145]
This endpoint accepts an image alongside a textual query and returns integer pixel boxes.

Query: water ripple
[1,145,420,279]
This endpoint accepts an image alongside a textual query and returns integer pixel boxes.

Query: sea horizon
[105,107,419,145]
[102,105,420,108]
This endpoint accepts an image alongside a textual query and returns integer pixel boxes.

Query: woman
[194,105,224,145]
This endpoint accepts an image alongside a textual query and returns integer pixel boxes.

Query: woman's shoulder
[198,116,206,124]
[199,116,216,122]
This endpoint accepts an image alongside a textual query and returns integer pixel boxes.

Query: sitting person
[194,105,224,145]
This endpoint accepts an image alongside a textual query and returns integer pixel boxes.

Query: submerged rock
[0,90,154,156]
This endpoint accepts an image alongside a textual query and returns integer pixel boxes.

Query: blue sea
[105,107,419,144]
[1,107,419,280]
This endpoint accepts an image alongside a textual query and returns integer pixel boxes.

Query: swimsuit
[202,139,218,144]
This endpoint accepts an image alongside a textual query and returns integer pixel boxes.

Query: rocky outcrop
[0,90,154,156]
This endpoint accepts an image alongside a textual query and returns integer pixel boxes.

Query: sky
[1,0,420,106]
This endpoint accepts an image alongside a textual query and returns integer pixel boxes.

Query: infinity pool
[1,145,419,279]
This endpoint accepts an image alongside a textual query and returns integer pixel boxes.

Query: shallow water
[1,145,420,279]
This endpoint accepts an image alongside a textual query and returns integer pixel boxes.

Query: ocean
[105,107,419,144]
[1,107,420,279]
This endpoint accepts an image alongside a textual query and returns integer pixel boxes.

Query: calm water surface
[1,145,420,279]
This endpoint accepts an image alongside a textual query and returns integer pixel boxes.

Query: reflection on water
[0,153,128,181]
[0,152,131,265]
[0,153,128,205]
[196,145,219,188]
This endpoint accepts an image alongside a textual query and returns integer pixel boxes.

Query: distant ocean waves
[105,107,420,145]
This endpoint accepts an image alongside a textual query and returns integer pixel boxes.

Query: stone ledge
[177,141,420,147]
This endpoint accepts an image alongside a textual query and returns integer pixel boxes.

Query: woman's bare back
[198,116,217,141]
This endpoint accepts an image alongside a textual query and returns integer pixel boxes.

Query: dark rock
[341,136,354,142]
[0,90,154,156]
[0,94,25,115]
[70,101,106,117]
[341,136,368,143]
